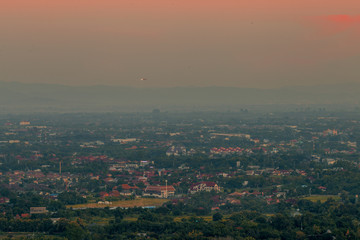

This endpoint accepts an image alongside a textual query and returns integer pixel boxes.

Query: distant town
[0,110,360,239]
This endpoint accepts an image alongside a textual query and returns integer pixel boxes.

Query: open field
[174,215,213,222]
[67,198,168,209]
[123,216,138,222]
[0,233,64,239]
[86,216,114,226]
[302,195,340,203]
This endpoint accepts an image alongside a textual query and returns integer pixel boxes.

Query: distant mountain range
[0,81,359,112]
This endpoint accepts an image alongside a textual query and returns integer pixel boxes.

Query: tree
[64,221,86,240]
[58,192,86,205]
[213,212,223,221]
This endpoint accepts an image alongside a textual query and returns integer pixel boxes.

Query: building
[30,207,48,215]
[120,184,138,195]
[140,161,150,167]
[210,133,251,139]
[19,121,31,126]
[0,197,9,204]
[166,146,186,156]
[189,181,220,194]
[323,129,338,136]
[144,185,175,198]
[111,138,137,144]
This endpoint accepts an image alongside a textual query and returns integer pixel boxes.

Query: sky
[0,0,359,88]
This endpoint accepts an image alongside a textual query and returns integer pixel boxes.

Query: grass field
[67,198,168,209]
[174,215,213,222]
[0,233,64,239]
[123,216,138,222]
[87,216,114,225]
[302,195,340,203]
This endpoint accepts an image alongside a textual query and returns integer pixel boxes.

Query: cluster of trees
[1,197,360,239]
[83,200,360,239]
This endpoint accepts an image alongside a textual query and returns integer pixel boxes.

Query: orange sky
[0,0,359,87]
[2,0,358,15]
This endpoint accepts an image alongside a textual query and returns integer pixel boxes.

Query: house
[189,182,220,194]
[0,197,10,204]
[120,190,133,196]
[121,184,139,191]
[228,192,245,198]
[110,190,121,197]
[99,192,109,198]
[144,185,175,198]
[104,177,116,183]
[120,184,138,196]
[226,198,241,205]
[21,213,30,218]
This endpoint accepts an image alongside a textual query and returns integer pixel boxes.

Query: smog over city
[0,1,360,239]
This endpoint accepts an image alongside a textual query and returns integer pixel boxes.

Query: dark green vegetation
[0,195,360,239]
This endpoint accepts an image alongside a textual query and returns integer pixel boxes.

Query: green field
[67,198,168,209]
[0,233,65,239]
[173,215,213,222]
[302,195,340,203]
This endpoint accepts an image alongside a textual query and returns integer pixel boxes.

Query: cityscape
[0,110,360,239]
[1,0,359,239]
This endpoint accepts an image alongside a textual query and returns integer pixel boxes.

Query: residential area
[0,110,360,239]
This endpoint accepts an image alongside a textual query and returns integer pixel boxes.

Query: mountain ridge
[1,81,359,112]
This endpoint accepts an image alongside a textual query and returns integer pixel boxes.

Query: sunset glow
[0,0,359,87]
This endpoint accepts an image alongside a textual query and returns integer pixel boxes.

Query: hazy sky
[1,0,359,88]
